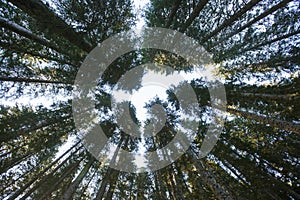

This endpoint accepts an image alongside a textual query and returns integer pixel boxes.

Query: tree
[0,0,299,199]
[7,0,93,52]
[62,156,95,200]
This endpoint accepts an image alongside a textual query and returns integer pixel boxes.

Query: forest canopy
[0,0,299,199]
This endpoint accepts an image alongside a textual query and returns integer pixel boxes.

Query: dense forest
[0,0,299,199]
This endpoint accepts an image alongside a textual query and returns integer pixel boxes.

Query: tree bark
[239,29,300,54]
[156,170,168,199]
[95,167,112,200]
[165,0,182,28]
[224,54,300,73]
[0,76,71,84]
[233,92,300,101]
[0,152,34,174]
[174,162,191,198]
[180,0,209,32]
[201,0,262,42]
[217,141,300,199]
[105,170,120,200]
[36,157,84,200]
[62,157,95,200]
[227,107,300,134]
[0,114,71,143]
[8,0,93,52]
[187,149,235,200]
[7,142,81,200]
[215,0,292,46]
[0,16,62,54]
[94,134,130,199]
[0,41,79,67]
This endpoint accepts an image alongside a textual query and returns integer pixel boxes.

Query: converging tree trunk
[0,16,63,54]
[7,0,93,52]
[201,0,262,42]
[215,0,293,45]
[227,107,300,134]
[0,76,71,85]
[62,157,95,200]
[180,0,209,32]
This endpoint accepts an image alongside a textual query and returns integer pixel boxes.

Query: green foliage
[0,0,299,199]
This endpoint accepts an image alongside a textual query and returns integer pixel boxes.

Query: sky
[55,0,151,160]
[133,0,150,29]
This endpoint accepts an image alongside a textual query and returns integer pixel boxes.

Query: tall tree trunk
[62,157,95,200]
[180,0,209,32]
[224,54,300,73]
[0,41,78,67]
[215,156,249,186]
[154,171,167,199]
[17,154,84,200]
[0,16,62,54]
[0,76,71,84]
[160,149,176,199]
[36,157,84,200]
[78,169,97,198]
[239,29,300,54]
[95,167,112,200]
[0,145,22,158]
[167,168,181,200]
[164,169,176,199]
[222,30,300,60]
[175,162,192,198]
[154,171,166,199]
[165,0,182,28]
[0,152,34,174]
[173,163,186,200]
[0,114,71,143]
[227,107,300,134]
[8,0,93,52]
[7,142,81,200]
[105,170,120,200]
[201,0,262,42]
[215,0,292,45]
[232,92,300,101]
[217,141,300,199]
[220,135,300,199]
[109,135,131,196]
[187,149,235,200]
[95,134,129,199]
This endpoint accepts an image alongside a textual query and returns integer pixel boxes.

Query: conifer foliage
[0,0,299,199]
